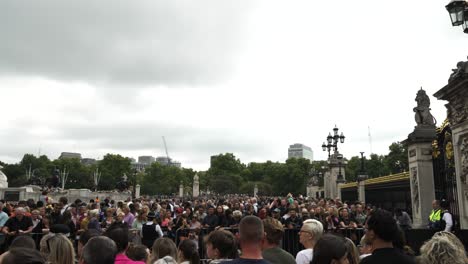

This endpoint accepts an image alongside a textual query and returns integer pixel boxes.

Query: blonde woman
[419,232,467,264]
[149,237,178,264]
[102,207,115,231]
[40,233,75,264]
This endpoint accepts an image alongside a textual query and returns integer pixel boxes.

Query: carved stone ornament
[411,167,419,214]
[461,136,468,185]
[308,176,319,187]
[413,88,436,127]
[448,57,468,83]
[446,96,468,126]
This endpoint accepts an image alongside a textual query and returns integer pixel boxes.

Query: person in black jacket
[202,206,218,230]
[141,212,163,249]
[360,209,415,264]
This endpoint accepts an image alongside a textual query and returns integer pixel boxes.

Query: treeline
[0,141,408,196]
[203,142,408,195]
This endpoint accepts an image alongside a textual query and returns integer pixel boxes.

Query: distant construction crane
[162,136,172,166]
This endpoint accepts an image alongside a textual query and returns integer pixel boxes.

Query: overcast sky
[1,1,467,170]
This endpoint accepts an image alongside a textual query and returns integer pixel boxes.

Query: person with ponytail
[177,239,200,264]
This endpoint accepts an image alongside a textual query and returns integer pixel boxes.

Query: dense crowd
[0,193,465,264]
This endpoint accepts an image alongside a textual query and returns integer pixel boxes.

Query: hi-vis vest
[429,209,442,229]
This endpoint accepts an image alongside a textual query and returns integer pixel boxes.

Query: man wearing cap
[141,212,163,249]
[271,208,281,221]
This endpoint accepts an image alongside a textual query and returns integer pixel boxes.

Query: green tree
[206,153,246,194]
[3,163,26,187]
[239,181,273,195]
[98,154,132,190]
[141,163,192,195]
[344,156,360,182]
[384,142,409,173]
[366,154,390,178]
[52,158,93,189]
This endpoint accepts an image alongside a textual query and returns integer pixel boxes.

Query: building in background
[156,156,181,168]
[131,162,146,171]
[138,156,155,165]
[288,143,314,162]
[81,158,97,166]
[59,152,82,160]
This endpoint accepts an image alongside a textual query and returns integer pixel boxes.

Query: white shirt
[60,204,70,215]
[443,211,453,232]
[296,248,313,264]
[360,253,372,260]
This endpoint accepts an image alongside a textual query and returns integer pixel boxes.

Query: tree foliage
[0,141,410,195]
[97,154,132,190]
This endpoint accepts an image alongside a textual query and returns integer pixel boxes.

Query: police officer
[428,200,443,230]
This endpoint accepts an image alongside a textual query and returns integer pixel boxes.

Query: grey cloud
[1,118,272,168]
[0,1,251,87]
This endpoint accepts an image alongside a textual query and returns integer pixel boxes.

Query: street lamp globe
[339,132,345,143]
[446,0,466,26]
[327,133,333,144]
[463,10,468,32]
[322,142,327,151]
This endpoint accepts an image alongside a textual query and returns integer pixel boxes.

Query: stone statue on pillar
[414,88,436,127]
[254,183,258,197]
[192,174,200,197]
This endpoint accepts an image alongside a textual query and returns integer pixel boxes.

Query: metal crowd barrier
[174,227,366,260]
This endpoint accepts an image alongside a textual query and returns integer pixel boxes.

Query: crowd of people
[0,193,464,264]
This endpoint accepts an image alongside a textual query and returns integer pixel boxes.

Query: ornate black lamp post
[322,125,345,158]
[356,152,368,182]
[446,0,468,33]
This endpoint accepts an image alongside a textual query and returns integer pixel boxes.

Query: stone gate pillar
[327,154,346,199]
[434,65,468,229]
[358,180,366,203]
[407,132,436,228]
[179,182,184,197]
[324,171,331,198]
[407,88,437,228]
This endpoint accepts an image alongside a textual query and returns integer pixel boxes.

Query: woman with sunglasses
[296,219,324,264]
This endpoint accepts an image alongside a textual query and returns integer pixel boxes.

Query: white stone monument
[135,184,141,199]
[193,174,199,197]
[0,166,8,188]
[254,183,258,197]
[179,182,184,197]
